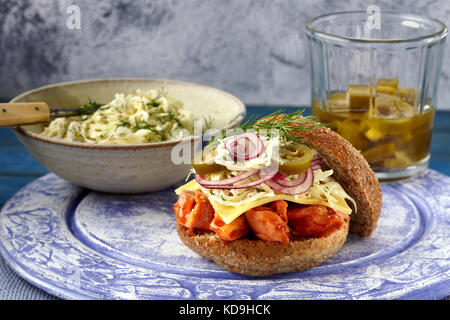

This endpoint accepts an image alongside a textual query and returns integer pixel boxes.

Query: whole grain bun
[177,218,349,277]
[292,125,382,237]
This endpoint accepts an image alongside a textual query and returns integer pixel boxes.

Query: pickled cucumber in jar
[312,78,434,171]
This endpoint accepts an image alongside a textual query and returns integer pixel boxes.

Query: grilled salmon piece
[210,214,250,242]
[287,204,349,237]
[172,190,195,225]
[269,200,288,223]
[173,190,215,231]
[245,200,290,244]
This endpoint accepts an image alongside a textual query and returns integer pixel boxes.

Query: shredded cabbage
[201,168,357,213]
[41,89,194,144]
[297,169,357,213]
[200,170,275,207]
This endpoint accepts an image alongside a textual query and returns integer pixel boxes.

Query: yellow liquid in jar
[312,81,434,170]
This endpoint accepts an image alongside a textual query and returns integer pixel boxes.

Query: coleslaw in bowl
[12,78,246,193]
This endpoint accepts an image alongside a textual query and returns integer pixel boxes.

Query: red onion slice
[195,169,258,187]
[311,156,321,164]
[201,173,275,190]
[271,156,321,187]
[196,167,277,190]
[264,168,314,195]
[271,171,308,187]
[310,156,322,170]
[224,132,264,161]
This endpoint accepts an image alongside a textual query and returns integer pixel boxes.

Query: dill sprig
[78,98,103,115]
[241,108,325,144]
[165,111,184,128]
[203,115,214,131]
[206,108,324,146]
[119,119,132,127]
[146,94,162,108]
[119,119,164,139]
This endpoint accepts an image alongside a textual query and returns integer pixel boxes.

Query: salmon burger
[172,110,382,276]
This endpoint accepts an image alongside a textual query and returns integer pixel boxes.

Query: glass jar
[306,11,447,180]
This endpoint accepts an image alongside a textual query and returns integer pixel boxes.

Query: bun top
[292,121,382,237]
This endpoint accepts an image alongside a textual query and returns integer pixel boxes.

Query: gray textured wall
[1,0,450,109]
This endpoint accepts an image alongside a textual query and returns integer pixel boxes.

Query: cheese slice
[175,179,352,224]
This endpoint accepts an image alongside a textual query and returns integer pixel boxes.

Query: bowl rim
[12,78,246,150]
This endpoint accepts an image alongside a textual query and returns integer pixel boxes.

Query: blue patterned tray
[0,169,449,300]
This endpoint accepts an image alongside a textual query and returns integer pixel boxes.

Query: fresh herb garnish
[203,115,214,131]
[78,98,103,115]
[119,119,131,127]
[119,119,163,140]
[147,101,160,108]
[208,108,325,145]
[240,108,323,144]
[164,111,184,128]
[146,98,160,108]
[133,120,161,135]
[146,93,164,108]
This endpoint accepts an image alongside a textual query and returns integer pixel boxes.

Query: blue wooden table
[0,105,449,300]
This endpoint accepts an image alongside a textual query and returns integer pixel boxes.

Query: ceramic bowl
[12,78,246,193]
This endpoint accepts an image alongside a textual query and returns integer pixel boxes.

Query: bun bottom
[176,219,349,277]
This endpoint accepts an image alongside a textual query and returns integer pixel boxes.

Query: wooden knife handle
[0,102,50,127]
